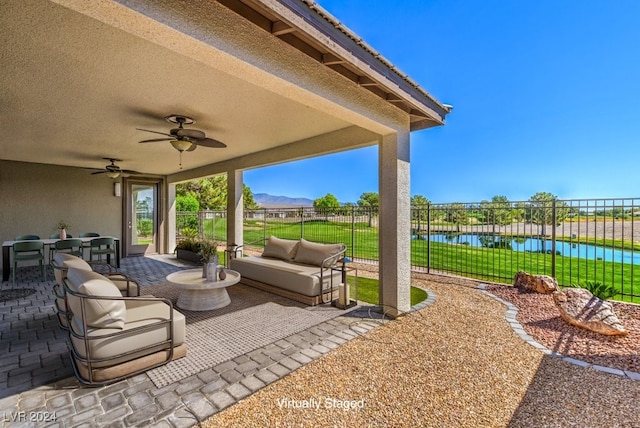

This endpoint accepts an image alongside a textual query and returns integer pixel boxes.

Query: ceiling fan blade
[91,170,107,175]
[121,169,142,174]
[176,128,206,139]
[193,137,226,148]
[136,128,172,137]
[139,138,173,143]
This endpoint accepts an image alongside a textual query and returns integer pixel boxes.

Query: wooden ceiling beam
[358,76,379,87]
[272,21,295,36]
[322,53,345,65]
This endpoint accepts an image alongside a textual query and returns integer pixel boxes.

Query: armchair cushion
[262,236,299,261]
[53,252,92,285]
[69,299,186,366]
[66,268,126,329]
[293,239,344,267]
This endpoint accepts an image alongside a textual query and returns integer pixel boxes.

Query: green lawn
[195,216,640,304]
[349,275,428,306]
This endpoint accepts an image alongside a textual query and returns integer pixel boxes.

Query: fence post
[351,206,355,260]
[427,204,431,274]
[300,207,304,240]
[263,208,267,242]
[551,199,557,278]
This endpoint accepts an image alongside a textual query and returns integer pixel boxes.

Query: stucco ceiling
[0,0,446,179]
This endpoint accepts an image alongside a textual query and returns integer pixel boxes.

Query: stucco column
[226,169,244,250]
[378,131,411,317]
[167,183,177,254]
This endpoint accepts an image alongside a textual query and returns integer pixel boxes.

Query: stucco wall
[1,160,122,269]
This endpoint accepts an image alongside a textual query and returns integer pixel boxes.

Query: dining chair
[79,232,101,257]
[12,241,46,283]
[15,234,40,240]
[50,238,83,260]
[89,237,117,267]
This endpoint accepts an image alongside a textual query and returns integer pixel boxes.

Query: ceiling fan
[137,115,225,167]
[88,158,140,179]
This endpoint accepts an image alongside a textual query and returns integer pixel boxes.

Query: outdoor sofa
[229,236,347,305]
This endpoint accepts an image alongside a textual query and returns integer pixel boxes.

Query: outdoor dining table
[2,237,120,281]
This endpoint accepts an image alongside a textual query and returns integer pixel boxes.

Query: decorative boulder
[514,271,558,294]
[552,288,627,336]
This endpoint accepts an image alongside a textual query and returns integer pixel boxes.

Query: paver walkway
[0,256,382,427]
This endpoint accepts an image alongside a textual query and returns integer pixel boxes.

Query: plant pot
[60,229,67,240]
[176,249,203,264]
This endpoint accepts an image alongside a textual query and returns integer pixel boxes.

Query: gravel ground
[204,271,640,427]
[486,283,640,373]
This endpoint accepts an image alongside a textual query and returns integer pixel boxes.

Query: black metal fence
[177,198,640,302]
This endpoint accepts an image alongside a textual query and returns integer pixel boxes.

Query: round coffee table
[166,268,241,311]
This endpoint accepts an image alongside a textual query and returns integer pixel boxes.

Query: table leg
[177,287,231,311]
[105,240,120,268]
[116,239,120,268]
[2,246,10,282]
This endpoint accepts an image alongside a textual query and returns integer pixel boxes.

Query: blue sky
[244,0,640,204]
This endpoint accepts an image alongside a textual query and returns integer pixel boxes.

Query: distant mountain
[253,193,314,208]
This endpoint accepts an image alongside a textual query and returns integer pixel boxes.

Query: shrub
[567,281,618,300]
[137,218,153,237]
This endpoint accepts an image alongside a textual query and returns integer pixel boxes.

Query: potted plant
[175,237,218,265]
[175,237,201,263]
[55,220,71,239]
[197,239,219,264]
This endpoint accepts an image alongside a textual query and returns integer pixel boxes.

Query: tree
[243,185,259,210]
[446,202,469,232]
[527,192,569,235]
[176,194,199,212]
[314,193,340,220]
[176,194,200,233]
[411,194,430,207]
[357,192,379,227]
[411,195,430,235]
[176,175,259,210]
[357,192,379,207]
[480,195,512,233]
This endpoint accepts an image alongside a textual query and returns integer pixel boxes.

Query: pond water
[415,233,640,265]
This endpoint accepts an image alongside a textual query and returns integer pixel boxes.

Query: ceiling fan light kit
[170,140,194,152]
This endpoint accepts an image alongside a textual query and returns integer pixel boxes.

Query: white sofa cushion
[66,268,126,329]
[230,256,342,297]
[293,239,344,267]
[262,236,299,261]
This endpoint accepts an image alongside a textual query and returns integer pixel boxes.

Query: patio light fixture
[170,140,194,169]
[170,140,193,152]
[106,171,121,179]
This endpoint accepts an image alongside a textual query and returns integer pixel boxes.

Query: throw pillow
[262,236,300,261]
[293,239,344,267]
